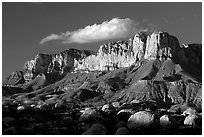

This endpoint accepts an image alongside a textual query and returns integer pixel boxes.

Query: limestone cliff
[74,31,181,72]
[144,32,180,60]
[23,48,95,82]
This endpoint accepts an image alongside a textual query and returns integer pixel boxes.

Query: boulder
[82,123,107,135]
[182,107,198,116]
[79,108,101,122]
[115,127,131,135]
[114,120,127,129]
[159,114,177,127]
[184,114,200,126]
[127,111,155,130]
[111,101,120,108]
[101,104,115,113]
[117,109,135,122]
[17,106,25,112]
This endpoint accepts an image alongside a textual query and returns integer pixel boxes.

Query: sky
[2,2,202,80]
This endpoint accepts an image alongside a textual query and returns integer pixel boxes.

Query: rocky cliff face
[74,32,148,72]
[74,31,184,72]
[23,48,95,82]
[144,32,180,60]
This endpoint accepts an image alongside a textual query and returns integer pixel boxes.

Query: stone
[117,109,135,122]
[111,101,120,108]
[117,109,135,115]
[23,99,33,105]
[184,114,199,126]
[17,106,25,112]
[115,121,127,129]
[79,108,99,122]
[127,111,155,130]
[159,114,177,127]
[182,107,198,116]
[115,127,131,135]
[82,123,107,135]
[101,104,115,113]
[82,108,97,115]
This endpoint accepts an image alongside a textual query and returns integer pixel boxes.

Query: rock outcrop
[144,32,180,60]
[74,31,182,72]
[3,71,25,86]
[74,31,201,74]
[23,48,95,82]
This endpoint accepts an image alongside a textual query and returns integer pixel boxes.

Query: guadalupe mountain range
[3,31,202,110]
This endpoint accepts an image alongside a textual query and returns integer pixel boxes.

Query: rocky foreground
[2,98,202,135]
[2,31,202,135]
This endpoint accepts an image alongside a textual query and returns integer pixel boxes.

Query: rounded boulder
[127,111,155,130]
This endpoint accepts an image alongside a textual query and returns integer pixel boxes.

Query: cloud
[40,18,146,44]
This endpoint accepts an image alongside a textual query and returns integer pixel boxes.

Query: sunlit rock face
[74,40,137,71]
[74,31,181,72]
[23,49,95,82]
[23,54,51,82]
[144,32,180,60]
[74,32,148,72]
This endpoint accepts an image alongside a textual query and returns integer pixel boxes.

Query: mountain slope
[3,31,202,109]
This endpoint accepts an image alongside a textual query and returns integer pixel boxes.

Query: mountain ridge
[3,31,202,108]
[3,31,201,87]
